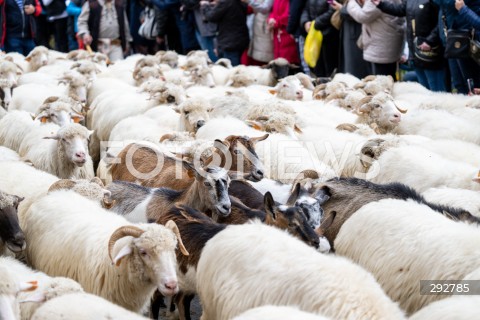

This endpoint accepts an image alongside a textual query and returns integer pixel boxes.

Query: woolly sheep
[0,57,21,108]
[368,145,480,192]
[334,198,480,314]
[422,187,480,217]
[25,46,49,72]
[354,75,394,95]
[70,60,101,81]
[0,147,20,162]
[34,96,85,126]
[408,296,480,320]
[24,190,188,313]
[197,222,405,320]
[47,178,114,209]
[232,306,330,320]
[20,123,95,179]
[0,111,38,152]
[0,256,84,320]
[156,50,179,68]
[31,293,149,320]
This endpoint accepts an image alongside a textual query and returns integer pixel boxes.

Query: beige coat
[347,0,405,64]
[248,0,274,63]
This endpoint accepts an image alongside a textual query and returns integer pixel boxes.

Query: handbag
[138,7,159,40]
[304,21,323,68]
[411,20,442,64]
[330,10,342,30]
[442,16,470,59]
[470,37,480,66]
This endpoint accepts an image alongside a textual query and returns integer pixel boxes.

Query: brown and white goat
[107,164,231,220]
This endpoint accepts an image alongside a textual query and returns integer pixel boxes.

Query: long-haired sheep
[47,178,114,209]
[23,190,188,313]
[34,96,85,126]
[19,123,94,179]
[330,199,480,314]
[0,147,20,162]
[31,293,150,320]
[196,222,405,320]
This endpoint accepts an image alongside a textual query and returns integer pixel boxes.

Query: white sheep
[368,145,480,192]
[0,256,84,320]
[19,123,95,179]
[0,57,22,108]
[0,111,38,152]
[197,222,405,320]
[408,296,480,320]
[334,198,480,315]
[24,46,49,72]
[422,187,480,217]
[232,306,330,320]
[31,293,149,320]
[24,190,188,313]
[0,146,20,162]
[34,96,85,126]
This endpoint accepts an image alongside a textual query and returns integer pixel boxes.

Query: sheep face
[157,51,179,68]
[214,135,268,181]
[357,93,403,131]
[264,192,320,248]
[71,61,100,82]
[189,67,215,88]
[35,99,84,127]
[0,192,25,253]
[25,46,49,71]
[111,224,184,297]
[47,124,93,167]
[133,67,162,86]
[248,113,301,139]
[59,71,89,103]
[272,76,304,101]
[266,58,293,81]
[176,99,210,133]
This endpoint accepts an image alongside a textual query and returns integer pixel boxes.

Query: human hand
[305,21,312,32]
[200,0,209,6]
[455,0,465,10]
[330,0,343,10]
[24,4,35,15]
[419,42,431,51]
[83,34,93,45]
[371,0,381,5]
[156,36,165,45]
[399,55,407,64]
[268,18,276,28]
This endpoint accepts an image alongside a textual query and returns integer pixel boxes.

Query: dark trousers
[448,58,480,94]
[52,17,68,52]
[219,50,242,66]
[4,37,36,55]
[371,62,397,79]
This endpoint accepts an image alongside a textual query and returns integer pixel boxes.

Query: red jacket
[269,0,300,64]
[0,0,42,47]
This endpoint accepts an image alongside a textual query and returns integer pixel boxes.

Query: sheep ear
[359,103,372,113]
[246,120,263,131]
[71,114,84,123]
[113,244,133,266]
[19,290,46,303]
[264,192,277,220]
[35,111,49,123]
[25,56,32,62]
[294,124,303,133]
[268,89,276,95]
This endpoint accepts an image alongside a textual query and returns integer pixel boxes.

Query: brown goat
[314,177,480,249]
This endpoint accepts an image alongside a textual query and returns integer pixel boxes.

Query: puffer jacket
[347,0,405,64]
[377,0,443,69]
[0,0,42,46]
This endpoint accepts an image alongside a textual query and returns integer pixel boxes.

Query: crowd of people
[1,0,480,93]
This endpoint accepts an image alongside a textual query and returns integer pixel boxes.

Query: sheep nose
[196,120,206,128]
[255,169,264,178]
[75,152,86,159]
[164,280,177,291]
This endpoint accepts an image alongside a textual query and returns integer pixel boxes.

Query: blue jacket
[458,4,480,39]
[0,0,42,46]
[66,1,82,33]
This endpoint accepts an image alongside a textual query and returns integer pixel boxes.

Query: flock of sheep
[0,45,479,320]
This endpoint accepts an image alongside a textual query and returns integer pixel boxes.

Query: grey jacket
[248,0,274,62]
[347,0,405,64]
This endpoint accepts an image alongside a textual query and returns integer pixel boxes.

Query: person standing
[77,0,133,61]
[243,0,274,64]
[41,0,69,52]
[269,0,300,64]
[347,0,405,79]
[0,0,42,54]
[372,0,445,91]
[201,0,249,66]
[301,0,339,76]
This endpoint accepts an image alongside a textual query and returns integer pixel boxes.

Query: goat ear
[113,244,132,266]
[318,211,336,233]
[314,186,331,205]
[264,192,276,220]
[287,183,301,206]
[214,139,229,150]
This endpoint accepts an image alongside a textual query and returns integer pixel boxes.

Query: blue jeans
[448,58,480,94]
[195,31,217,62]
[415,67,446,92]
[4,37,35,55]
[219,50,242,66]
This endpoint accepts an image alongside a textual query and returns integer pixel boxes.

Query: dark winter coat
[300,0,335,36]
[0,0,42,46]
[202,0,249,52]
[286,0,307,36]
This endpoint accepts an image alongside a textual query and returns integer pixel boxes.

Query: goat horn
[395,104,408,114]
[108,226,145,263]
[159,133,176,142]
[294,169,320,181]
[355,95,373,110]
[48,179,76,193]
[43,96,60,104]
[165,220,189,256]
